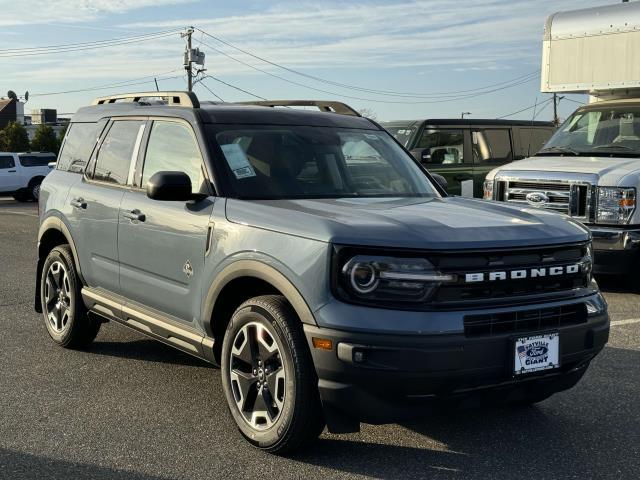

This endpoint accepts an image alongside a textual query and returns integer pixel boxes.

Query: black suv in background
[381,119,555,197]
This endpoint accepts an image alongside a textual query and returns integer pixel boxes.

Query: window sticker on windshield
[220,143,256,179]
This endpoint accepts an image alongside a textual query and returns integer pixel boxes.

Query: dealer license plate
[514,333,560,376]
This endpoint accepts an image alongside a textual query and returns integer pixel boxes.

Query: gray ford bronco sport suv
[35,92,609,453]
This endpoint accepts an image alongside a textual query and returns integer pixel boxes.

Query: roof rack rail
[91,91,200,108]
[234,100,361,117]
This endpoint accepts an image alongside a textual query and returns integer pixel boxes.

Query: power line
[196,28,539,99]
[562,97,587,105]
[0,29,180,58]
[30,70,184,97]
[197,79,225,101]
[496,97,554,119]
[203,75,267,100]
[197,38,536,104]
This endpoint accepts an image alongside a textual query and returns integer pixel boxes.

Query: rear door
[66,119,146,296]
[117,118,214,327]
[0,154,21,192]
[413,127,471,196]
[471,128,514,197]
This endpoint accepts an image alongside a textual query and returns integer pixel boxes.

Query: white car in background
[0,152,56,201]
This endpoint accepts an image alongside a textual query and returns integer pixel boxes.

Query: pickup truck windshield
[212,125,439,200]
[539,106,640,157]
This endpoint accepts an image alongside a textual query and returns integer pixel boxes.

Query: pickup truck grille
[495,179,591,219]
[464,303,587,337]
[429,242,591,307]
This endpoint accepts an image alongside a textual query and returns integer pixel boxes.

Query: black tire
[29,178,43,201]
[221,295,325,454]
[40,245,101,349]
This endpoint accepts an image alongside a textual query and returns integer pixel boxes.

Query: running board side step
[81,288,216,364]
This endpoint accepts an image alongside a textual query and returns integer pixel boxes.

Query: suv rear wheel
[221,295,325,453]
[40,245,101,348]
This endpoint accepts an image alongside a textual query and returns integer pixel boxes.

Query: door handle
[453,174,473,182]
[122,209,145,222]
[7,170,16,173]
[70,198,87,209]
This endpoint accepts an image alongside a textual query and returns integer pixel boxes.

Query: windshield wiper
[536,146,580,156]
[591,144,634,151]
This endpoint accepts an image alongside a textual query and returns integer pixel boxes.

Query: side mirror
[146,171,193,201]
[431,173,448,193]
[410,148,431,164]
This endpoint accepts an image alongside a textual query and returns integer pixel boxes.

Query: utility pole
[552,94,565,126]
[461,112,471,119]
[182,27,194,92]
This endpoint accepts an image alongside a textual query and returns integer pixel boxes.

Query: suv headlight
[595,187,636,224]
[335,253,456,305]
[483,180,494,200]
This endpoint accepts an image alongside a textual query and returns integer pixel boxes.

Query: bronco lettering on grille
[464,264,580,283]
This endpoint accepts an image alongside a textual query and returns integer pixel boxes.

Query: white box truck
[485,1,640,279]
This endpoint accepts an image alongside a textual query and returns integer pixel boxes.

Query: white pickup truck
[485,2,640,279]
[0,152,56,201]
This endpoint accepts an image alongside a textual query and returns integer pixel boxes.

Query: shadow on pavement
[292,346,639,479]
[88,339,211,368]
[0,448,174,480]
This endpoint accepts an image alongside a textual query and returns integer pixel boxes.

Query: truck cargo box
[541,2,640,96]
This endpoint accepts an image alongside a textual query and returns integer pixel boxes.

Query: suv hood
[492,155,640,185]
[225,197,589,250]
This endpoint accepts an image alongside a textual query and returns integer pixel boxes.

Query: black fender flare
[202,259,317,337]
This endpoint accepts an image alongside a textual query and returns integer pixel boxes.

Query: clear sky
[0,0,612,121]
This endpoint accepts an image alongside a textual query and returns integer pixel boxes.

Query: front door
[414,128,472,196]
[118,119,214,327]
[0,154,21,192]
[66,119,146,295]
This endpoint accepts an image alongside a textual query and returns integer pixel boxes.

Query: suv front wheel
[221,295,325,453]
[40,245,101,348]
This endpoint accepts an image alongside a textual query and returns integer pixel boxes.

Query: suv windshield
[212,125,438,200]
[539,105,640,157]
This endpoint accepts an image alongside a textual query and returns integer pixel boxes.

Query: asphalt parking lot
[0,198,638,480]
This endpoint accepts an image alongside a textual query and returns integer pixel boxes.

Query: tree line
[0,121,66,154]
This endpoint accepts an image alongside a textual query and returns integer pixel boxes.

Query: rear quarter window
[57,122,99,173]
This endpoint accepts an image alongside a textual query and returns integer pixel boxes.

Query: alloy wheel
[228,322,287,430]
[44,261,72,333]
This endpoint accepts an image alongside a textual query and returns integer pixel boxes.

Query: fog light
[312,337,333,350]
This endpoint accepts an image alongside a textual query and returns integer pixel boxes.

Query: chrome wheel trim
[44,261,72,333]
[32,183,40,200]
[228,321,287,431]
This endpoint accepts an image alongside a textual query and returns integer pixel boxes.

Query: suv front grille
[429,243,590,307]
[464,303,587,337]
[495,179,591,219]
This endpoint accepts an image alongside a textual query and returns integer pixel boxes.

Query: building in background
[31,109,57,125]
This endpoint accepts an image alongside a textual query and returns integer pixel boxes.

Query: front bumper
[305,297,609,432]
[590,226,640,274]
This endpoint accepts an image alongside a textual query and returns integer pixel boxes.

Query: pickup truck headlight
[337,254,456,304]
[483,180,494,200]
[595,187,636,224]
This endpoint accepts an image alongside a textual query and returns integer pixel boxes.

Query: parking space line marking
[611,318,640,326]
[0,210,38,218]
